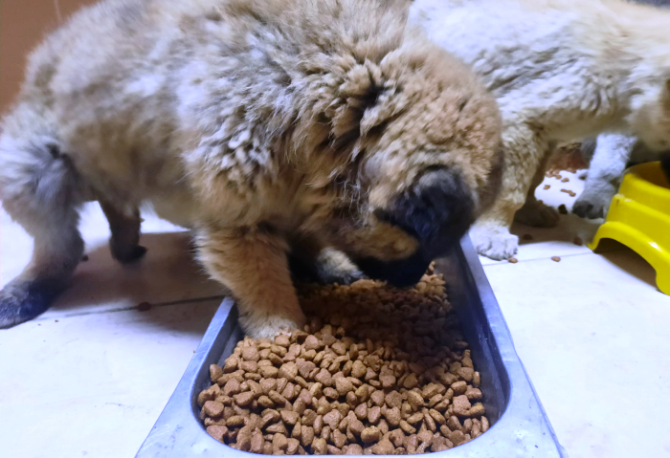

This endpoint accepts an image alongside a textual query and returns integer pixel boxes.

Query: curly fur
[0,0,501,337]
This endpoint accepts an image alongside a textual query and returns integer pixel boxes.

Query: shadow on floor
[50,231,225,314]
[590,239,660,291]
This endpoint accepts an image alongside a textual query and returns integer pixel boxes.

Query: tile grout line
[34,295,227,321]
[480,250,614,268]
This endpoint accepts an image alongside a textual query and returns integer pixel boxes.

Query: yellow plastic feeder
[590,161,670,295]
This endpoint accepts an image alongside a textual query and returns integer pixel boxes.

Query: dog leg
[196,225,306,339]
[99,200,147,263]
[0,138,84,328]
[573,133,636,219]
[471,127,548,260]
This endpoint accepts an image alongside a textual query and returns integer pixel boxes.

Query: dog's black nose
[354,251,431,288]
[374,167,475,258]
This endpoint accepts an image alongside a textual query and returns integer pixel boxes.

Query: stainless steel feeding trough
[135,237,566,458]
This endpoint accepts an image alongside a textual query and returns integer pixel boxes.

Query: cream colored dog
[410,0,670,259]
[0,0,502,337]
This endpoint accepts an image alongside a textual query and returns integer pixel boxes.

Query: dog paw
[0,279,63,329]
[514,201,560,228]
[317,267,366,285]
[573,181,616,219]
[470,226,519,261]
[110,243,147,264]
[289,248,366,285]
[314,248,366,285]
[314,259,366,285]
[573,194,608,219]
[243,314,306,340]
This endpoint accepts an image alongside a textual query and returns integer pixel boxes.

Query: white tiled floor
[1,173,669,458]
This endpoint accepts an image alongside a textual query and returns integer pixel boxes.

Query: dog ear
[375,166,475,255]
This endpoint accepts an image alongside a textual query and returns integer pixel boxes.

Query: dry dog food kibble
[560,189,577,197]
[198,273,490,454]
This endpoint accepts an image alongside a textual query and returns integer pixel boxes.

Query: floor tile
[1,203,225,318]
[3,169,670,458]
[0,298,221,458]
[484,251,670,458]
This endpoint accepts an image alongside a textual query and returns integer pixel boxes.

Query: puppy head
[331,166,478,287]
[321,39,502,286]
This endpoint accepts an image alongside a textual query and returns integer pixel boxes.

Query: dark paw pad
[573,200,602,219]
[112,244,147,264]
[0,279,64,329]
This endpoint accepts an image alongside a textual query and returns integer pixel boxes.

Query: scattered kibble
[560,189,577,197]
[508,258,519,264]
[199,273,489,454]
[561,178,569,183]
[543,185,551,190]
[137,302,152,312]
[551,256,561,262]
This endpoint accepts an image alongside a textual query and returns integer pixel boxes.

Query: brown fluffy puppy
[0,0,501,338]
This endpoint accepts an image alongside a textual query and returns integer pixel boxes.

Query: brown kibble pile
[198,273,490,454]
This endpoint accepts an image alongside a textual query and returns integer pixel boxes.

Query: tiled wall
[0,0,94,114]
